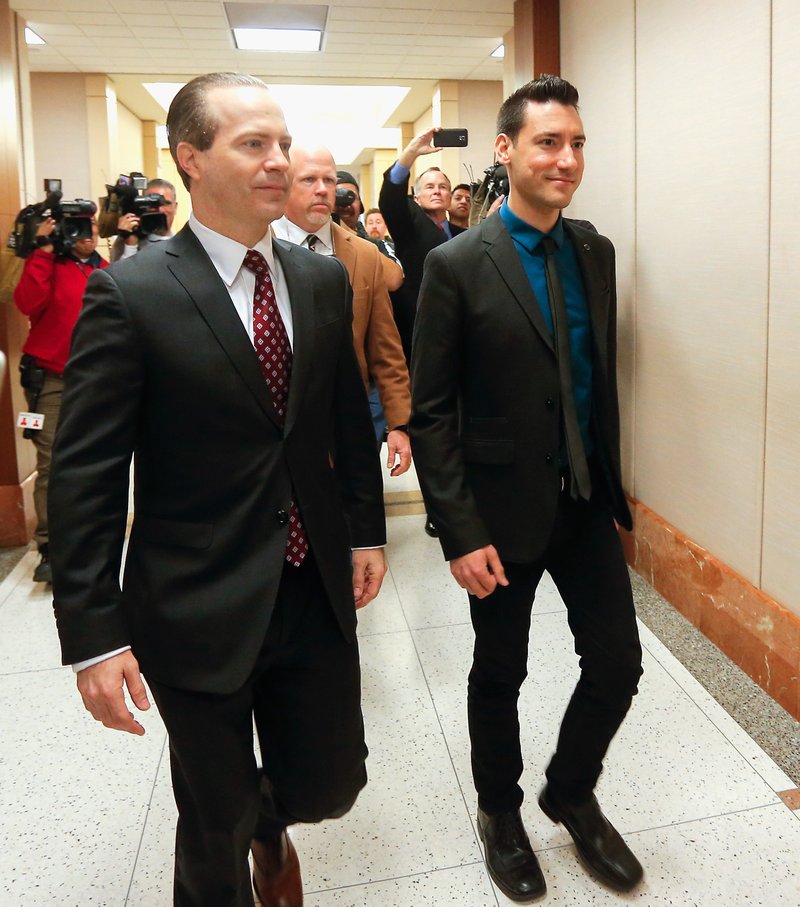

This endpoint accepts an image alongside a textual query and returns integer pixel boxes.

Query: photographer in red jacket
[14,215,106,583]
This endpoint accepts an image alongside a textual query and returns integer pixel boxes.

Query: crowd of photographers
[10,133,508,581]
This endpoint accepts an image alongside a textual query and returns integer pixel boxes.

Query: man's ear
[176,142,201,183]
[495,133,511,166]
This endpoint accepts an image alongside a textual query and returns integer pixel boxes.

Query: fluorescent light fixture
[233,27,321,52]
[226,4,328,52]
[491,44,505,59]
[25,27,45,46]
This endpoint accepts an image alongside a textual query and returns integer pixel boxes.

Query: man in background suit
[410,76,644,901]
[49,72,386,907]
[379,135,465,537]
[273,146,412,477]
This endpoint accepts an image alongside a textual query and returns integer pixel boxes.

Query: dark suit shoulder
[564,217,614,254]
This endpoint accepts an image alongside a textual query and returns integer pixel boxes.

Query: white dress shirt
[273,215,334,257]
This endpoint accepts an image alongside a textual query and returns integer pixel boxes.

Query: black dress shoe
[538,785,643,891]
[477,807,546,902]
[424,517,438,538]
[33,550,52,585]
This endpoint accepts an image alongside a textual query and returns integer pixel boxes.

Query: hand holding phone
[433,128,469,148]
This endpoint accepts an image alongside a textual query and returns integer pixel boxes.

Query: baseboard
[0,474,36,546]
[621,497,800,721]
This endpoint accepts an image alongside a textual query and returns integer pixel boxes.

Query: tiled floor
[1,483,799,904]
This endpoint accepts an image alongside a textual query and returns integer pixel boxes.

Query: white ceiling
[14,0,512,126]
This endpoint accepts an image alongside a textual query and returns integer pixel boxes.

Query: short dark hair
[167,72,269,190]
[414,166,451,195]
[146,177,177,200]
[452,183,471,195]
[497,74,580,143]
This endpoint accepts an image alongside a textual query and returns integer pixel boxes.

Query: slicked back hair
[497,74,580,144]
[167,72,270,190]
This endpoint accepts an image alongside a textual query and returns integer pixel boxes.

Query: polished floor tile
[1,512,798,905]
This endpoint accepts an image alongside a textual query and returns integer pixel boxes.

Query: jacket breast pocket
[136,516,213,549]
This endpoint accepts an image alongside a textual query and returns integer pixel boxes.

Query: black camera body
[469,162,510,225]
[7,179,97,259]
[335,187,356,209]
[98,172,167,239]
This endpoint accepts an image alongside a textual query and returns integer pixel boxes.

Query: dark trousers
[24,372,64,548]
[148,554,368,907]
[468,486,643,814]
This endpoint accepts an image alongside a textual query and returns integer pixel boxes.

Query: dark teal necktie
[541,236,591,501]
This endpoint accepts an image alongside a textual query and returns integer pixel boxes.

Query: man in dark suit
[49,72,386,907]
[380,134,464,537]
[378,137,465,328]
[410,76,644,902]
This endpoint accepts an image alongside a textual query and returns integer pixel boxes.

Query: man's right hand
[398,127,443,169]
[450,545,509,599]
[116,213,140,244]
[76,650,151,736]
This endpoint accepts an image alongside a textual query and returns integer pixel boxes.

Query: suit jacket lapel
[564,220,611,380]
[330,221,356,274]
[164,226,283,430]
[482,214,554,354]
[273,239,313,435]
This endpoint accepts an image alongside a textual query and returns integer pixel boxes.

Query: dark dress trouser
[467,473,643,815]
[148,553,368,907]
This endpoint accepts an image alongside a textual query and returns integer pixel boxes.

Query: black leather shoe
[538,785,643,891]
[33,551,52,585]
[424,518,438,538]
[477,807,546,902]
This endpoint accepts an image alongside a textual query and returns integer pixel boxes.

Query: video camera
[469,162,510,226]
[334,187,356,209]
[98,172,167,239]
[7,178,97,259]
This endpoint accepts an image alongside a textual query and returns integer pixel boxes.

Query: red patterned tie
[243,249,308,567]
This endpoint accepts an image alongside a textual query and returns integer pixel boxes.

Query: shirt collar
[498,199,564,253]
[272,215,333,253]
[189,212,277,287]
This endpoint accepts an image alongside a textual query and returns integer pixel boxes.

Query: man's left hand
[352,548,387,609]
[386,429,412,477]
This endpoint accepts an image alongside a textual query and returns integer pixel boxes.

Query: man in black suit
[379,136,465,325]
[410,76,644,901]
[379,133,464,537]
[49,72,386,907]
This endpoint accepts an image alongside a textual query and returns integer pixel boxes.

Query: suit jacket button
[545,397,554,409]
[276,509,289,525]
[545,453,554,465]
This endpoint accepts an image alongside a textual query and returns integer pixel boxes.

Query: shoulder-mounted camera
[97,172,167,239]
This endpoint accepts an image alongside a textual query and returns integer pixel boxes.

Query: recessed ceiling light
[233,27,322,52]
[491,44,505,59]
[25,27,45,46]
[226,4,327,53]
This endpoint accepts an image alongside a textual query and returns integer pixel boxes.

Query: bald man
[273,146,412,476]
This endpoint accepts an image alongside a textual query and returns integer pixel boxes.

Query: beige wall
[561,0,800,617]
[403,81,503,191]
[30,72,91,201]
[458,80,504,186]
[116,101,144,177]
[762,0,800,610]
